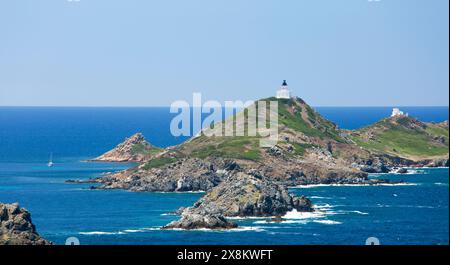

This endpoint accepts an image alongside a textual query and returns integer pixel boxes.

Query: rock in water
[0,203,52,245]
[395,168,408,174]
[196,172,313,217]
[162,208,238,230]
[92,133,159,162]
[163,172,313,230]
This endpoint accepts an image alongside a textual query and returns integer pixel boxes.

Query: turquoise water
[0,107,448,245]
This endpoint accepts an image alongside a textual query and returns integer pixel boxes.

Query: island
[67,95,449,230]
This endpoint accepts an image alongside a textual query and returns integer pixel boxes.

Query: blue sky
[0,0,448,106]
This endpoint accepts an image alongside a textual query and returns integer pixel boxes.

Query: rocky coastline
[0,203,51,245]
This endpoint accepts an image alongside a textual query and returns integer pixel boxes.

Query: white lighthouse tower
[276,80,291,99]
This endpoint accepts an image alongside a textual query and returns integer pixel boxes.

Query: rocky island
[91,133,161,162]
[0,203,51,245]
[66,96,449,229]
[163,171,313,229]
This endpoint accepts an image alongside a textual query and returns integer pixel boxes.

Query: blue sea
[0,106,448,245]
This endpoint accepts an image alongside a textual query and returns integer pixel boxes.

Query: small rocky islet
[66,97,449,230]
[163,171,313,229]
[90,133,161,162]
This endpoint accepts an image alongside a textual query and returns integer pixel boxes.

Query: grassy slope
[130,143,162,156]
[182,98,344,159]
[142,97,342,169]
[265,97,343,141]
[142,98,448,169]
[350,116,449,159]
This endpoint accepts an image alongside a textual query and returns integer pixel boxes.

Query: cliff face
[91,157,230,192]
[92,133,161,162]
[0,203,51,245]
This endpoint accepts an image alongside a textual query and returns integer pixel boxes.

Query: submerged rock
[0,203,51,245]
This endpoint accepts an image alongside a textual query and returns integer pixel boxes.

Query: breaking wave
[79,231,126,235]
[313,220,342,225]
[292,183,418,188]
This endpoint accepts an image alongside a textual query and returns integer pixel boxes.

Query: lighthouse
[276,80,291,99]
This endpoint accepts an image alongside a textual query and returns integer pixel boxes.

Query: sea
[0,106,448,245]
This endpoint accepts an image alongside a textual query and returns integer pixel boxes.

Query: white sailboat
[47,153,54,167]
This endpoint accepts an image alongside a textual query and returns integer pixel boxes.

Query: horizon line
[0,105,448,108]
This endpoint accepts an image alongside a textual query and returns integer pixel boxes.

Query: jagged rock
[395,168,408,174]
[89,158,238,192]
[360,162,389,173]
[0,203,51,245]
[425,158,449,167]
[163,172,313,230]
[286,144,294,153]
[222,160,240,171]
[162,209,237,230]
[267,146,283,156]
[92,133,159,162]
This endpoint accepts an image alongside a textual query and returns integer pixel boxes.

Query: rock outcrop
[162,208,238,230]
[163,172,313,229]
[74,157,230,192]
[92,133,159,162]
[0,203,51,245]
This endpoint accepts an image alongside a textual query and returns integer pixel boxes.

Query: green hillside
[350,116,449,160]
[142,97,344,168]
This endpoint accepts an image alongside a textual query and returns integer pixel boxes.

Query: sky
[0,0,448,107]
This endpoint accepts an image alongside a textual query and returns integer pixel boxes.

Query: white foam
[381,169,426,175]
[313,220,342,225]
[79,231,125,235]
[154,190,205,194]
[229,226,265,232]
[291,183,417,188]
[314,203,334,209]
[277,220,309,224]
[283,209,326,219]
[376,183,418,186]
[376,204,435,209]
[123,229,146,233]
[162,226,265,232]
[346,210,369,215]
[141,227,161,231]
[227,216,273,220]
[253,220,272,224]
